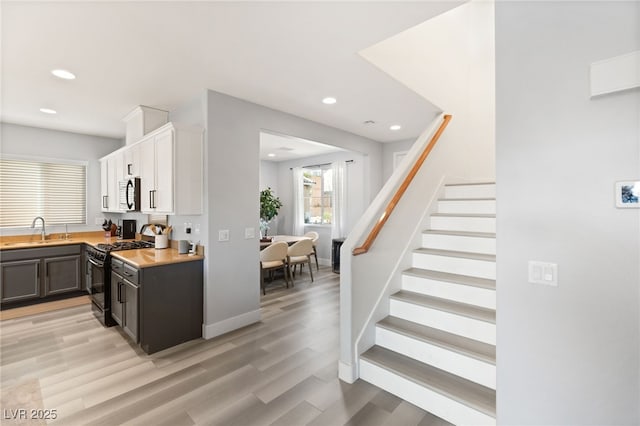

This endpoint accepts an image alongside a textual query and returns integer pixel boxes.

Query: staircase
[359,182,497,425]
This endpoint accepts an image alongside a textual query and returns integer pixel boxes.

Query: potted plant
[260,187,283,240]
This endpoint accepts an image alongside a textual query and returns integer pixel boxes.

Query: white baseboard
[202,309,261,339]
[338,360,358,383]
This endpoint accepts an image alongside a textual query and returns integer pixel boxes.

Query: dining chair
[304,231,320,271]
[287,239,314,285]
[259,241,290,295]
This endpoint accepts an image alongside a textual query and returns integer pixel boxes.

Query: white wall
[259,160,279,195]
[381,138,414,182]
[0,123,123,236]
[496,2,640,424]
[361,0,495,182]
[204,90,383,338]
[273,151,365,263]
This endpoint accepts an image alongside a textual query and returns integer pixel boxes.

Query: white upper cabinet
[123,143,141,178]
[100,158,109,212]
[152,128,174,213]
[101,122,203,216]
[100,153,123,212]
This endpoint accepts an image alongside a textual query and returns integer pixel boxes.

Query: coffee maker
[118,219,137,240]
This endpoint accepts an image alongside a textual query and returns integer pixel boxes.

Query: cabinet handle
[149,190,153,209]
[117,281,122,302]
[102,195,108,208]
[151,190,157,209]
[127,163,132,175]
[36,263,39,279]
[120,283,126,303]
[46,264,49,277]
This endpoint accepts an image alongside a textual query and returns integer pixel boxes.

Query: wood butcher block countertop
[111,248,203,269]
[0,231,204,268]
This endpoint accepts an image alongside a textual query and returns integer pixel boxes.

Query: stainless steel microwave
[119,177,141,211]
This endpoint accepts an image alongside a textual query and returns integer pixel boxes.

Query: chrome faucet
[31,216,46,241]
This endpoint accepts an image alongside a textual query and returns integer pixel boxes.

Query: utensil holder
[155,234,169,249]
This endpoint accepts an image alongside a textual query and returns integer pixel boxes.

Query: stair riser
[375,327,496,389]
[389,299,496,345]
[421,233,496,255]
[445,184,496,199]
[412,253,496,280]
[360,360,496,425]
[402,275,496,310]
[438,199,496,215]
[430,216,496,233]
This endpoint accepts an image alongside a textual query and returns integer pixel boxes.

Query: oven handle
[87,257,104,268]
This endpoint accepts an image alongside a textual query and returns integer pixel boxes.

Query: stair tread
[422,229,496,239]
[403,267,496,290]
[414,248,496,262]
[378,316,496,364]
[445,182,495,187]
[361,345,496,417]
[391,290,496,324]
[431,213,496,218]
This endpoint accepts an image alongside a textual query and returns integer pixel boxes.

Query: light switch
[528,261,558,286]
[245,227,255,239]
[218,229,229,242]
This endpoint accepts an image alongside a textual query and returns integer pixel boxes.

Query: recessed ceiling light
[267,153,276,157]
[39,108,57,114]
[51,69,76,80]
[390,124,402,131]
[363,120,376,125]
[322,97,337,105]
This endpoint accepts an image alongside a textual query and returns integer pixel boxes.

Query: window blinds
[0,158,86,227]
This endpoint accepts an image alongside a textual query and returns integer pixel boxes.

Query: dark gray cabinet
[45,255,81,295]
[109,255,203,354]
[0,259,41,303]
[110,270,124,326]
[122,280,138,341]
[110,259,139,342]
[0,245,82,307]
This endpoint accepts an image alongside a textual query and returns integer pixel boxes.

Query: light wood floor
[0,266,446,426]
[0,296,91,321]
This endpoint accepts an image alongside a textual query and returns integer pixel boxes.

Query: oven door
[88,257,106,311]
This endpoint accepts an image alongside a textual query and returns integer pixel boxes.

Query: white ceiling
[1,2,460,143]
[260,131,345,162]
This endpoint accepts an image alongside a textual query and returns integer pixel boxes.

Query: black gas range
[86,240,154,326]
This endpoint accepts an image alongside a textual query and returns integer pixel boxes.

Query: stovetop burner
[95,240,155,252]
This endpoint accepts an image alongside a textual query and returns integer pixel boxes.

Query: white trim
[392,150,409,171]
[202,309,261,339]
[338,360,358,383]
[590,50,640,97]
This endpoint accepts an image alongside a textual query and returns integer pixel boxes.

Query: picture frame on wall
[615,181,640,208]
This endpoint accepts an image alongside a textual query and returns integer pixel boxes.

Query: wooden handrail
[352,114,452,256]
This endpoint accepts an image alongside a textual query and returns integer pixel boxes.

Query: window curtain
[331,161,347,240]
[292,167,305,235]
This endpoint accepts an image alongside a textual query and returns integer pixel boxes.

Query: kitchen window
[0,157,87,227]
[303,167,332,225]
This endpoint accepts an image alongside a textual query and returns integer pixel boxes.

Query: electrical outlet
[245,227,255,239]
[195,224,200,235]
[218,229,229,242]
[184,222,192,234]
